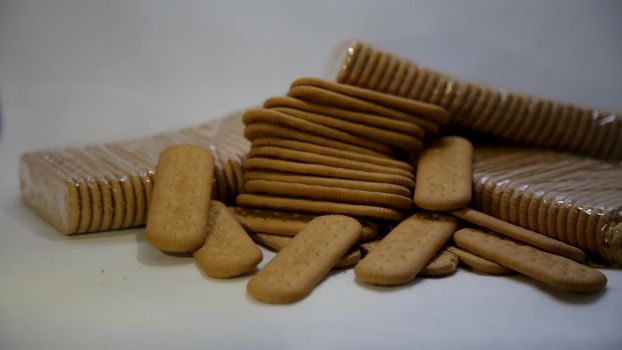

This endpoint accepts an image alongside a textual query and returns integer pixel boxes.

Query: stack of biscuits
[236,77,450,221]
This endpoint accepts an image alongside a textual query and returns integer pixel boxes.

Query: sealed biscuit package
[330,40,622,161]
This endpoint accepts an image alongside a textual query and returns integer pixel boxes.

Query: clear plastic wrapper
[332,40,622,161]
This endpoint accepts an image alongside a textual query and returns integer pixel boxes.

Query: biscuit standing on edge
[355,212,458,285]
[414,136,473,211]
[145,145,214,253]
[453,228,607,293]
[247,215,362,304]
[193,201,262,278]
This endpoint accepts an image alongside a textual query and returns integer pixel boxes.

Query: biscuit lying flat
[247,215,361,303]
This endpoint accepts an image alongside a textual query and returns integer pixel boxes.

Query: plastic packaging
[333,41,622,161]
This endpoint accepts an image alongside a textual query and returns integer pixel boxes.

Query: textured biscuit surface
[247,215,362,303]
[193,202,262,278]
[145,145,214,252]
[420,249,459,277]
[453,228,607,292]
[355,212,458,285]
[414,136,473,211]
[447,246,513,275]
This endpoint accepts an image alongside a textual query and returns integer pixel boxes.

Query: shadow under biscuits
[134,229,194,266]
[496,273,608,304]
[353,273,424,292]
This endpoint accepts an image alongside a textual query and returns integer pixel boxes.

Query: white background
[1,1,621,349]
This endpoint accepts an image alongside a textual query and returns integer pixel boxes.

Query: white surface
[1,1,621,349]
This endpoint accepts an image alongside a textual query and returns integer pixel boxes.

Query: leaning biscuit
[453,228,607,293]
[446,246,513,275]
[193,201,262,278]
[450,207,586,262]
[419,249,459,277]
[247,215,361,303]
[414,136,473,211]
[354,212,458,285]
[145,144,214,253]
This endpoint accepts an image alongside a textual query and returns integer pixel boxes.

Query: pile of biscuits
[136,78,608,304]
[237,77,449,221]
[336,41,622,161]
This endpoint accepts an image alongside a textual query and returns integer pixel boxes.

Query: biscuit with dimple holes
[232,206,378,241]
[450,207,585,262]
[447,246,513,275]
[247,215,362,303]
[244,179,413,211]
[250,232,361,269]
[414,136,473,211]
[236,194,403,221]
[145,145,214,253]
[354,212,458,285]
[193,201,262,278]
[453,228,607,293]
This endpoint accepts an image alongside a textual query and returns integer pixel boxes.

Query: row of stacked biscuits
[335,41,622,161]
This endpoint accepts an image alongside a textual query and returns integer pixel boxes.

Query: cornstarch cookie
[453,228,607,293]
[62,149,100,233]
[419,249,459,277]
[193,202,262,278]
[354,212,458,285]
[247,215,361,303]
[236,194,404,221]
[250,232,361,269]
[244,171,412,197]
[450,208,585,262]
[243,158,415,189]
[243,108,393,156]
[145,145,214,253]
[414,136,473,211]
[446,246,513,275]
[51,151,92,234]
[244,179,413,211]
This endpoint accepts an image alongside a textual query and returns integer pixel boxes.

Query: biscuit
[347,44,371,85]
[414,136,473,211]
[250,232,361,269]
[244,123,388,157]
[247,215,362,303]
[236,194,404,221]
[244,179,413,211]
[232,206,378,241]
[243,158,415,189]
[248,146,414,179]
[51,151,93,234]
[386,58,407,95]
[145,145,214,252]
[453,228,607,293]
[366,52,389,90]
[193,201,262,278]
[419,249,459,277]
[450,207,585,262]
[243,171,412,197]
[446,246,513,275]
[250,138,414,172]
[354,212,458,285]
[397,63,418,97]
[243,108,394,156]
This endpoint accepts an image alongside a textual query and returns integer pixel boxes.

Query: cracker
[248,146,414,179]
[243,171,411,197]
[193,201,262,278]
[250,232,361,269]
[244,123,388,157]
[419,249,459,277]
[145,145,214,253]
[446,246,513,275]
[244,179,413,211]
[354,212,458,285]
[247,215,362,303]
[236,194,403,221]
[232,206,378,241]
[243,108,393,156]
[450,207,586,262]
[243,158,415,189]
[250,138,414,172]
[453,228,607,293]
[414,136,473,211]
